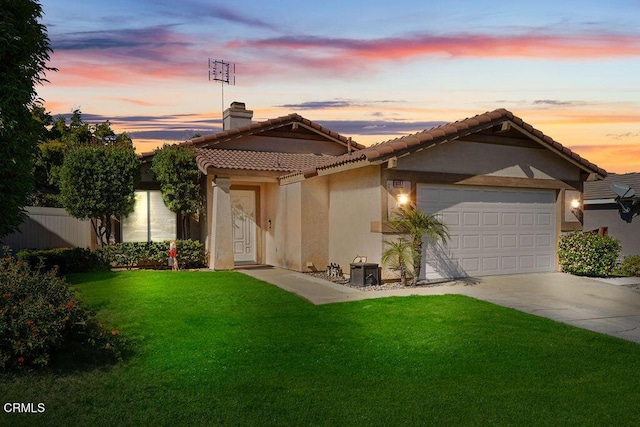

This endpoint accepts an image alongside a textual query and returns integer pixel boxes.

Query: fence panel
[1,207,92,251]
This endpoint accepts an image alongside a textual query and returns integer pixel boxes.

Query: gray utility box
[350,263,380,286]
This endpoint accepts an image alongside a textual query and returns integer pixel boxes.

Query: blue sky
[38,0,640,172]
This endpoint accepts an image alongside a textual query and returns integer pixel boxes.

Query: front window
[122,190,176,242]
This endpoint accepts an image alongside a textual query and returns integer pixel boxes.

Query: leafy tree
[59,145,140,246]
[33,109,133,206]
[387,206,449,285]
[151,145,201,239]
[0,0,55,237]
[114,131,133,148]
[381,238,413,286]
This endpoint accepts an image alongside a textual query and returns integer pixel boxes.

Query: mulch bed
[305,272,479,292]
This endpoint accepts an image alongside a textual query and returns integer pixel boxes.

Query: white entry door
[231,190,257,263]
[416,184,556,279]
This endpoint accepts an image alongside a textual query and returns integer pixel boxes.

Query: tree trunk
[412,239,423,286]
[183,215,191,240]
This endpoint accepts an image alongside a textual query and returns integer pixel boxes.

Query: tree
[381,238,413,286]
[33,109,133,206]
[387,206,449,285]
[151,145,201,239]
[0,0,55,237]
[59,145,140,246]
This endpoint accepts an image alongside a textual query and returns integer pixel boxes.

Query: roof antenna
[208,59,236,123]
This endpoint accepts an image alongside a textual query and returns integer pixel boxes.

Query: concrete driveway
[451,273,640,344]
[240,268,640,344]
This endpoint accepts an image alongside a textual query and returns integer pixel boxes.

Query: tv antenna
[611,182,640,223]
[208,59,236,119]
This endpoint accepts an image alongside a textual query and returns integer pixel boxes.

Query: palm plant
[381,238,413,286]
[387,206,449,285]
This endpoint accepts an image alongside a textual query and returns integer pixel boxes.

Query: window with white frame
[121,190,177,242]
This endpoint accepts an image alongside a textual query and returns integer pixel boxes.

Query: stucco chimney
[223,101,253,130]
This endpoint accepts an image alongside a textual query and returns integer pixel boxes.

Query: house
[131,102,606,280]
[584,173,640,257]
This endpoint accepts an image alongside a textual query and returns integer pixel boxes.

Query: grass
[3,270,640,426]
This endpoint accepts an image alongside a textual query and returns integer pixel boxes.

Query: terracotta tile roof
[585,172,640,200]
[288,109,607,179]
[187,113,365,150]
[195,148,337,173]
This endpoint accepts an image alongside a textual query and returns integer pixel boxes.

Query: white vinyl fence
[1,207,92,252]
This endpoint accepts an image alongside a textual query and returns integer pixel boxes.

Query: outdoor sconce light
[570,199,583,223]
[397,194,410,206]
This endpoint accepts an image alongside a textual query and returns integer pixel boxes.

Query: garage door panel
[537,234,552,247]
[537,213,552,226]
[462,212,480,226]
[502,257,517,270]
[483,257,499,271]
[537,255,552,268]
[483,212,499,226]
[501,234,517,248]
[417,184,556,279]
[519,234,534,247]
[520,213,535,226]
[442,188,461,203]
[483,234,499,248]
[520,255,534,269]
[501,212,517,226]
[461,258,480,272]
[462,235,480,249]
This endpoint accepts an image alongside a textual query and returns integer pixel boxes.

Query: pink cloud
[228,31,640,62]
[50,26,640,87]
[47,25,209,86]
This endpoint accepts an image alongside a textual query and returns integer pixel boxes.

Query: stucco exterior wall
[265,181,303,270]
[300,176,330,271]
[584,206,640,257]
[397,139,582,181]
[328,165,383,273]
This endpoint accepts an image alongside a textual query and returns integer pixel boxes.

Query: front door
[231,189,257,263]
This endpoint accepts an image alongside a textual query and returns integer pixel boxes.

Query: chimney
[223,101,253,130]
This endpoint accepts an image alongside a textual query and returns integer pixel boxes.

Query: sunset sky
[37,0,640,173]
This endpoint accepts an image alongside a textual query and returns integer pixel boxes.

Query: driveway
[451,273,640,344]
[240,268,640,344]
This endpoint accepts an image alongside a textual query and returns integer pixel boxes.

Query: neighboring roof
[281,109,607,181]
[584,173,640,200]
[187,113,365,151]
[195,148,336,174]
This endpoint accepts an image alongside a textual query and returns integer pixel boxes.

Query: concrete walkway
[239,267,640,344]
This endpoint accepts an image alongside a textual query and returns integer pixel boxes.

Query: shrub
[0,251,123,370]
[618,255,640,277]
[558,232,621,277]
[97,239,205,269]
[59,144,140,246]
[16,247,110,275]
[175,240,207,269]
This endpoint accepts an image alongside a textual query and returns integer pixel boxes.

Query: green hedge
[16,247,110,275]
[15,240,206,274]
[618,255,640,277]
[97,239,206,269]
[558,232,621,277]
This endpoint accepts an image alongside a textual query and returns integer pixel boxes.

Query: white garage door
[416,184,556,279]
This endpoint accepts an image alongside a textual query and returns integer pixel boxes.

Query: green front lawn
[3,270,640,426]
